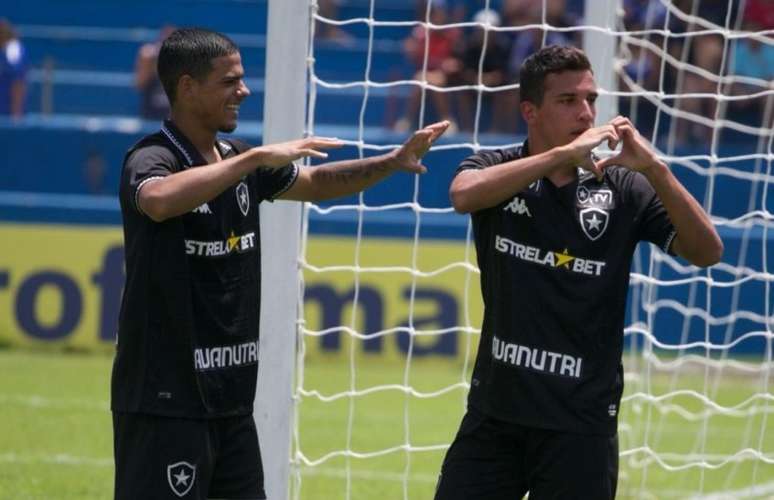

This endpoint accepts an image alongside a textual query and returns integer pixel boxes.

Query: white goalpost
[260,0,774,498]
[256,1,308,499]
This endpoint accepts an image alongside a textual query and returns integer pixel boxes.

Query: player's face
[524,70,598,150]
[191,52,250,133]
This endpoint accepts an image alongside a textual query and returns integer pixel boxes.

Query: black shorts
[113,412,265,500]
[434,407,618,500]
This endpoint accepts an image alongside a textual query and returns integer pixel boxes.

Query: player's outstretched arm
[278,121,449,202]
[138,137,343,222]
[597,116,723,267]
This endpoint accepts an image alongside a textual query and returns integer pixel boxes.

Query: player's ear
[520,100,537,125]
[177,74,197,100]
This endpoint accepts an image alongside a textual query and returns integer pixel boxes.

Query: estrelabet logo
[494,235,606,276]
[185,231,256,257]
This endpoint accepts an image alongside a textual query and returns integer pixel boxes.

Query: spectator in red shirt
[395,0,460,133]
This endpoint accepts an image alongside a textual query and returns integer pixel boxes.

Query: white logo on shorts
[167,461,196,497]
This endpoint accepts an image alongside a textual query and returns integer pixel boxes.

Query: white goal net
[286,0,774,498]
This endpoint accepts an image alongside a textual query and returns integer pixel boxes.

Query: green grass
[0,350,113,499]
[1,349,772,499]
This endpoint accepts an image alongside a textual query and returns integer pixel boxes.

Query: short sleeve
[455,149,509,177]
[120,145,175,216]
[223,137,299,203]
[251,163,300,202]
[629,171,677,255]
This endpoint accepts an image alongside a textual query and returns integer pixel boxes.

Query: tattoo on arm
[317,159,391,184]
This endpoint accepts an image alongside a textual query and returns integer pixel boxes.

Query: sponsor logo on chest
[492,335,583,379]
[185,231,256,257]
[194,339,260,371]
[495,235,606,276]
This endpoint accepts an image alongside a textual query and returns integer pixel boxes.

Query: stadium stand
[0,0,444,200]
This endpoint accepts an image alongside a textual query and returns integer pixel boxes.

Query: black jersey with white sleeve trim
[456,143,676,435]
[113,119,298,418]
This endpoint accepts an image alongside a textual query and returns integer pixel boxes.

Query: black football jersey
[113,120,298,418]
[458,142,676,435]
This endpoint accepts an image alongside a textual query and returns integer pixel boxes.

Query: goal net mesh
[290,0,774,498]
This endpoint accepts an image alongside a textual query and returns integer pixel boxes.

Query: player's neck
[526,132,577,188]
[168,111,218,162]
[546,167,577,188]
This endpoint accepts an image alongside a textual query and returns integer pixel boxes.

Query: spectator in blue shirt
[0,19,27,119]
[727,0,774,127]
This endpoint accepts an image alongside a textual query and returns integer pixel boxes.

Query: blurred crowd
[392,0,584,134]
[619,0,774,144]
[386,0,773,141]
[2,0,772,146]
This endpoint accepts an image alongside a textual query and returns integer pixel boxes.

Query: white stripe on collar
[663,230,678,254]
[161,124,195,166]
[218,140,232,153]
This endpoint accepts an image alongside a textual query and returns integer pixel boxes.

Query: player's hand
[564,124,620,181]
[253,137,344,168]
[391,120,450,174]
[597,116,662,174]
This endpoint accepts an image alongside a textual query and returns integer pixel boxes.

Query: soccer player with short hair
[434,45,722,499]
[112,27,447,500]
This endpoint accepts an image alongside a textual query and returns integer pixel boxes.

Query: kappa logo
[191,202,212,215]
[167,461,196,497]
[236,181,249,216]
[576,186,614,209]
[503,196,532,217]
[580,207,609,241]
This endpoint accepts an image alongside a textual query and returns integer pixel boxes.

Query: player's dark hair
[519,45,592,105]
[157,27,239,104]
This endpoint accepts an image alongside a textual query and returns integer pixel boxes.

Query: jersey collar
[160,119,209,168]
[215,138,235,159]
[520,140,530,158]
